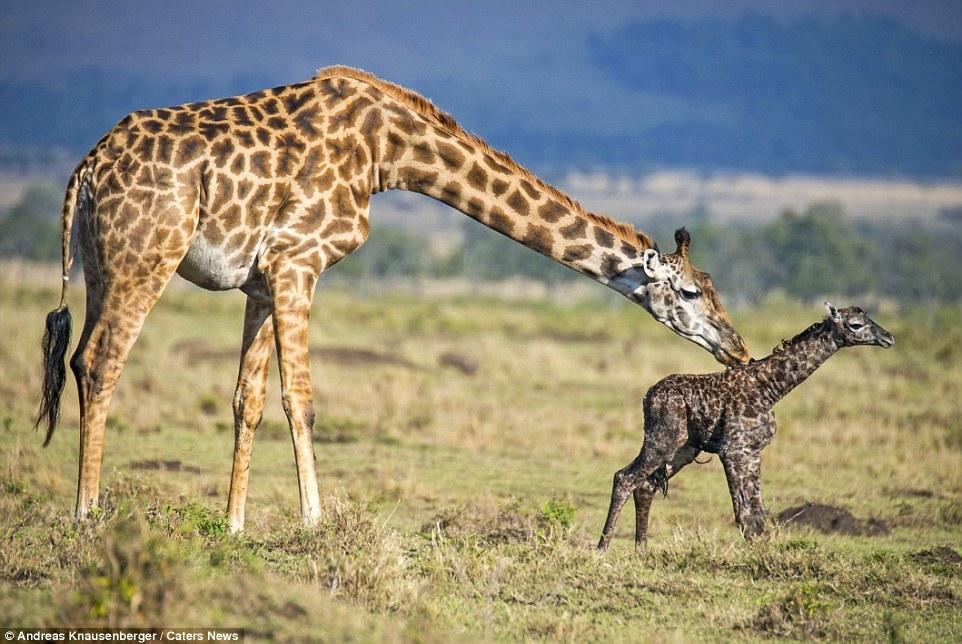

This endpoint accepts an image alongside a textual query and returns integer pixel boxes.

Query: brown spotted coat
[41,66,749,532]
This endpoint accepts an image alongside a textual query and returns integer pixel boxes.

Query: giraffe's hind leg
[71,276,182,518]
[598,397,688,551]
[226,297,274,533]
[598,442,685,551]
[633,444,701,546]
[70,182,196,519]
[70,234,104,492]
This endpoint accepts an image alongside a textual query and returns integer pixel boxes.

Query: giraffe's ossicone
[35,66,749,530]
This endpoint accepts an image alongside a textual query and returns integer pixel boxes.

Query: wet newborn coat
[598,303,894,550]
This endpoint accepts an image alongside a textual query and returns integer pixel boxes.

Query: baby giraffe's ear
[825,301,840,321]
[642,249,669,280]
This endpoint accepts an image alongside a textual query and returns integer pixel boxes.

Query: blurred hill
[3,180,959,303]
[1,11,961,177]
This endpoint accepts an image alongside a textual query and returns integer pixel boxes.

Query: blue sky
[3,1,960,84]
[2,1,960,177]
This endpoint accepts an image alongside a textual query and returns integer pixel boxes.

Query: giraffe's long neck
[372,107,654,292]
[750,322,838,405]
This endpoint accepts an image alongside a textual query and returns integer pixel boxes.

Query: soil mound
[777,503,889,536]
[438,352,478,375]
[129,459,202,474]
[911,546,962,566]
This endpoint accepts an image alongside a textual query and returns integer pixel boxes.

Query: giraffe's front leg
[267,264,323,527]
[721,450,766,540]
[227,297,274,533]
[741,454,766,538]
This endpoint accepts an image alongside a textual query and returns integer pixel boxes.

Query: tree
[0,183,62,261]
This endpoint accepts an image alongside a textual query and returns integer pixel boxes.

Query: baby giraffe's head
[824,302,894,348]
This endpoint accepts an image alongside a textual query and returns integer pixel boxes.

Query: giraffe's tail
[36,159,91,446]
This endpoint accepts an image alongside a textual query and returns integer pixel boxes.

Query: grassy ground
[1,265,960,641]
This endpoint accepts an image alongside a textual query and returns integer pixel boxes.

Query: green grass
[1,265,960,641]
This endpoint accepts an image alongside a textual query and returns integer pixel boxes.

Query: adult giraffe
[37,66,750,532]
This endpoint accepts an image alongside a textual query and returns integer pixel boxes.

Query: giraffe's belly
[177,231,262,292]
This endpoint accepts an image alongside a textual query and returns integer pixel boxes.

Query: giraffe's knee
[71,349,112,400]
[69,349,86,381]
[233,384,265,431]
[613,468,628,488]
[233,400,264,436]
[281,392,315,433]
[740,514,766,540]
[742,506,767,538]
[613,468,636,497]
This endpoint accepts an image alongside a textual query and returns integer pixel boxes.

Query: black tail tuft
[36,306,72,446]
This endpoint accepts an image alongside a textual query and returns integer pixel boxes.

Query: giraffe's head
[824,302,894,348]
[626,228,750,365]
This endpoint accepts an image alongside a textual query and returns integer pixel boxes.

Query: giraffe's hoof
[301,510,323,529]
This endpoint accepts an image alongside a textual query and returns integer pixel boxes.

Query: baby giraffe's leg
[598,466,638,551]
[598,425,687,550]
[633,445,701,546]
[631,487,654,546]
[721,450,766,539]
[598,463,639,551]
[741,454,766,537]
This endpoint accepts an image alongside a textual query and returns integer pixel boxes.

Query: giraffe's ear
[825,301,840,321]
[642,249,669,280]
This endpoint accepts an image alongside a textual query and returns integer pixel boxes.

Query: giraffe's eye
[847,322,864,331]
[680,288,700,301]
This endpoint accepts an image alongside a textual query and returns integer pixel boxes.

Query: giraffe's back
[644,368,774,453]
[84,75,393,293]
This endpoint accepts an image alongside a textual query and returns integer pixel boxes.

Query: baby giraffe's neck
[750,322,839,405]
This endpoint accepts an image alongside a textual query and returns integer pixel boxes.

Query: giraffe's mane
[313,65,654,250]
[771,318,828,355]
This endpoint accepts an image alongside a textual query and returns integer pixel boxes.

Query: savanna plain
[1,265,960,642]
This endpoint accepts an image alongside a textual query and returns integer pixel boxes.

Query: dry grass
[1,265,960,641]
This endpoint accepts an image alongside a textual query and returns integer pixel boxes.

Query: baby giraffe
[598,303,894,550]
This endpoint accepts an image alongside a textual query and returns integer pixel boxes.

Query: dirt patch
[129,459,202,474]
[257,417,366,444]
[542,329,610,343]
[172,338,223,365]
[310,346,421,370]
[438,352,478,375]
[527,328,612,343]
[423,503,537,543]
[2,568,49,585]
[173,337,423,370]
[777,503,890,536]
[278,601,308,619]
[911,546,962,566]
[888,487,940,499]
